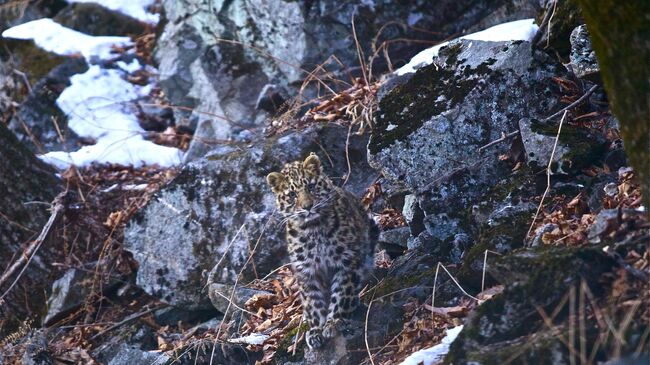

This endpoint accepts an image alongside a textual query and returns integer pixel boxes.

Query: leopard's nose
[302,201,313,210]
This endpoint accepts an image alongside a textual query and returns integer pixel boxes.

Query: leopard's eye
[288,191,297,200]
[307,182,316,190]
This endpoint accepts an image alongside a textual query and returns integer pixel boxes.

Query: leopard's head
[266,153,335,220]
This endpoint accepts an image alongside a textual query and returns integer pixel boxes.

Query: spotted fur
[266,153,378,349]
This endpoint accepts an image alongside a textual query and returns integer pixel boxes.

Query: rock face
[368,39,565,261]
[7,58,87,153]
[447,246,618,364]
[569,24,600,81]
[155,0,541,161]
[0,123,62,334]
[124,124,377,308]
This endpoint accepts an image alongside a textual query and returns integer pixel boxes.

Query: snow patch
[398,325,464,365]
[396,19,539,75]
[227,333,269,345]
[67,0,160,24]
[1,18,131,61]
[40,65,182,169]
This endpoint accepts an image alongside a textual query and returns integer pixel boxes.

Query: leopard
[266,153,378,349]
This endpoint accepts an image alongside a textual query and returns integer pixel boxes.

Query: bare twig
[478,130,519,153]
[351,10,369,86]
[90,305,160,341]
[526,110,567,242]
[542,84,598,123]
[0,192,65,301]
[364,289,377,365]
[531,0,556,47]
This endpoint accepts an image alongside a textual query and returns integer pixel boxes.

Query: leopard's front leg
[322,270,359,339]
[295,271,329,349]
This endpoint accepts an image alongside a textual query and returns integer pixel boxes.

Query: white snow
[1,18,131,61]
[396,19,539,75]
[40,65,182,169]
[67,0,160,24]
[227,333,270,345]
[398,325,464,365]
[2,12,182,169]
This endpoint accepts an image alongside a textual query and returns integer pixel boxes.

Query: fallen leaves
[236,267,304,364]
[268,78,380,136]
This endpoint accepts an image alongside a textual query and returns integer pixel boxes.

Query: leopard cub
[266,153,378,349]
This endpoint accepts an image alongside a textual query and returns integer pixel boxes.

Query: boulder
[124,124,377,308]
[445,246,631,364]
[44,269,87,325]
[7,58,87,153]
[569,24,600,81]
[53,2,147,37]
[155,0,541,160]
[0,123,62,335]
[367,39,569,262]
[107,344,170,365]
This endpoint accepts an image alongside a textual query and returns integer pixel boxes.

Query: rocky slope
[0,1,648,365]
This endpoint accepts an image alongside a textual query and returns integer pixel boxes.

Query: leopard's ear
[266,172,284,191]
[302,153,321,175]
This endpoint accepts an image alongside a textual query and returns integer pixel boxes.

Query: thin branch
[478,130,519,152]
[542,84,598,123]
[90,306,160,341]
[0,192,65,301]
[526,110,567,242]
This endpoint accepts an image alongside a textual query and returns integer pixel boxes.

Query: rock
[529,223,559,247]
[368,39,563,190]
[378,226,410,248]
[532,0,583,59]
[2,38,70,88]
[8,58,87,153]
[207,283,270,314]
[124,124,377,308]
[44,269,87,325]
[402,194,425,236]
[0,123,62,336]
[53,3,146,37]
[156,0,540,160]
[587,208,620,244]
[20,330,52,365]
[518,117,571,170]
[458,199,537,289]
[255,84,288,114]
[153,306,220,327]
[447,246,618,364]
[0,0,65,32]
[569,24,600,81]
[107,344,170,365]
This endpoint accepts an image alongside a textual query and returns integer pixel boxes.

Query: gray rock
[378,226,411,248]
[569,25,600,81]
[588,209,620,244]
[368,39,562,191]
[44,269,87,325]
[53,2,146,36]
[20,330,52,365]
[518,117,571,170]
[107,344,170,365]
[8,58,87,153]
[0,123,62,335]
[402,194,425,236]
[156,0,540,160]
[124,124,377,308]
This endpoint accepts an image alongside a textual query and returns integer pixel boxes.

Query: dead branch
[90,306,160,341]
[478,130,519,152]
[526,110,568,243]
[542,84,599,123]
[0,191,65,301]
